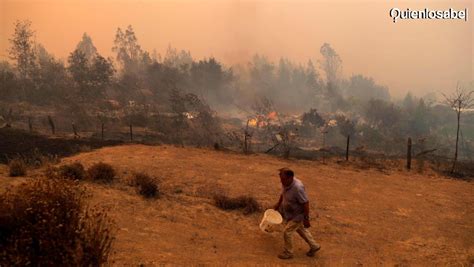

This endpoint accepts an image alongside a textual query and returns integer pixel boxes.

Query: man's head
[279,167,294,187]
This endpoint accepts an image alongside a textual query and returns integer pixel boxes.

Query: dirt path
[1,144,473,266]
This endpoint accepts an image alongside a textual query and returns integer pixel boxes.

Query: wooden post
[407,137,412,170]
[346,135,350,161]
[101,123,104,140]
[72,122,79,139]
[322,131,326,164]
[5,108,12,128]
[129,123,133,142]
[47,115,55,135]
[28,117,33,133]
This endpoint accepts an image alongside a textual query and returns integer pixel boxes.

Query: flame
[267,111,278,120]
[248,118,258,127]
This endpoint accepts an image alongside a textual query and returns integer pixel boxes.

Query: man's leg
[296,227,320,249]
[278,220,300,259]
[296,227,321,257]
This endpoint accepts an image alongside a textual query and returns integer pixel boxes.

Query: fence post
[407,137,412,170]
[28,117,33,133]
[47,115,55,135]
[72,122,79,138]
[346,135,350,161]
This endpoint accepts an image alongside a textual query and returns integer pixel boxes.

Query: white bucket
[259,209,283,233]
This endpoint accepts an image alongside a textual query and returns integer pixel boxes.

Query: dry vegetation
[57,162,86,180]
[132,172,159,198]
[213,193,261,215]
[8,158,26,177]
[0,178,114,266]
[87,162,116,183]
[1,144,472,265]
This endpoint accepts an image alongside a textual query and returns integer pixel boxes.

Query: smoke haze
[1,0,472,97]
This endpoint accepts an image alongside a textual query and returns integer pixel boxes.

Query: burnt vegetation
[0,20,473,178]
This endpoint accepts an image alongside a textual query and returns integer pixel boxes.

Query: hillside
[1,144,473,266]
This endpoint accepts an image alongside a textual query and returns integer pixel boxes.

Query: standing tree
[112,25,146,73]
[9,20,36,80]
[67,48,114,101]
[319,43,346,111]
[442,85,474,173]
[8,20,37,100]
[319,43,341,87]
[75,33,98,61]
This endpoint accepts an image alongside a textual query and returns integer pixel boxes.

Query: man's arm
[303,201,311,228]
[274,194,283,210]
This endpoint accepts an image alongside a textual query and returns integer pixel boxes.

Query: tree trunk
[129,123,133,142]
[451,110,461,173]
[101,123,104,140]
[407,137,412,170]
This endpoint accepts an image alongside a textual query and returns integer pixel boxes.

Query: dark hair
[279,168,294,178]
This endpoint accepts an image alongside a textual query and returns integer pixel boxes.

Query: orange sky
[1,0,472,98]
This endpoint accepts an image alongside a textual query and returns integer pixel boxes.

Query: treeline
[1,21,473,159]
[1,21,391,111]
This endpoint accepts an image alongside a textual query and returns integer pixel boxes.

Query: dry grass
[1,144,472,265]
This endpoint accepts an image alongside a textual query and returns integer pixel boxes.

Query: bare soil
[0,144,472,266]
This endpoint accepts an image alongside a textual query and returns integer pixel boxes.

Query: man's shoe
[306,245,321,257]
[278,252,294,260]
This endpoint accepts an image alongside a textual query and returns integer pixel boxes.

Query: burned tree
[442,85,474,174]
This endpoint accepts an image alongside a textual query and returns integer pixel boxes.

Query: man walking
[273,168,320,259]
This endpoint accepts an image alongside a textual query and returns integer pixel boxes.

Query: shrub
[0,178,115,266]
[8,158,26,177]
[132,172,159,198]
[58,162,86,180]
[213,194,261,214]
[87,162,115,183]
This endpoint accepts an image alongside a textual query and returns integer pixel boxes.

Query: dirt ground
[1,144,473,266]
